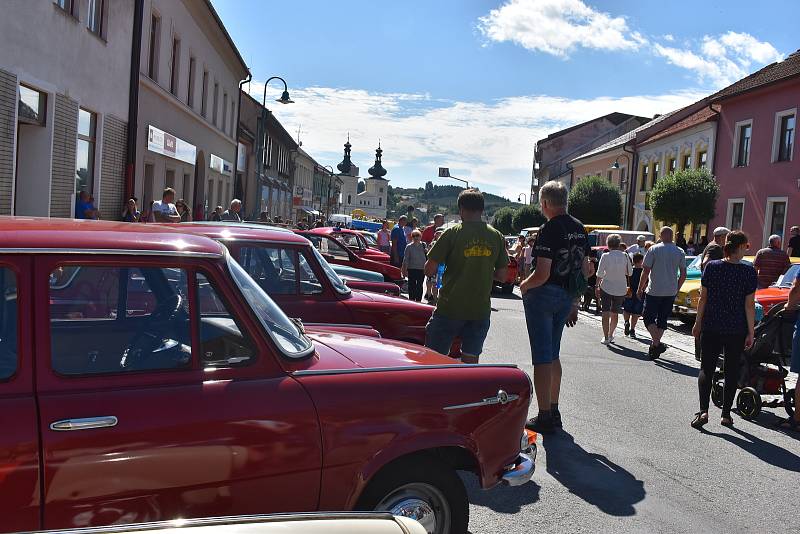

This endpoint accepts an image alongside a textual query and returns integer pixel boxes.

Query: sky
[212,0,799,200]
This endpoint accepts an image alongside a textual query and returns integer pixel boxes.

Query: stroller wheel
[736,387,762,420]
[711,380,724,409]
[785,388,796,419]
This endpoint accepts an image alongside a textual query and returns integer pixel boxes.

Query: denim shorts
[523,283,573,365]
[792,316,800,373]
[425,312,491,358]
[642,294,675,330]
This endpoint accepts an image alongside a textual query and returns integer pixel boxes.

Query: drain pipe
[623,141,637,229]
[233,72,252,214]
[124,0,144,205]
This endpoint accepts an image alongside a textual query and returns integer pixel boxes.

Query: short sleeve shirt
[377,229,391,247]
[152,200,178,218]
[391,225,407,259]
[428,222,508,321]
[533,214,590,287]
[643,243,685,296]
[789,235,800,257]
[597,249,633,296]
[702,243,723,267]
[701,260,758,334]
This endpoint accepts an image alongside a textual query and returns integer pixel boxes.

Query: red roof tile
[639,106,717,146]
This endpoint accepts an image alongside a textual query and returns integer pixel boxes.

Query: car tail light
[521,429,537,451]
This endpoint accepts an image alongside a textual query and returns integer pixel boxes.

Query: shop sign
[147,125,196,164]
[210,154,233,176]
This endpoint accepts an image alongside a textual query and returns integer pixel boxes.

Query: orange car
[755,263,800,315]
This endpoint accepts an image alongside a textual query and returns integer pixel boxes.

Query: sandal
[775,417,800,432]
[691,412,709,429]
[720,416,734,427]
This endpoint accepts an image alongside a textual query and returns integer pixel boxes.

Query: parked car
[308,227,391,263]
[330,263,385,282]
[494,255,519,294]
[1,218,534,534]
[755,263,800,315]
[298,230,404,283]
[357,230,380,249]
[177,223,436,347]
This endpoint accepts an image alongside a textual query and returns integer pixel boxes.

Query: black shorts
[642,294,675,330]
[600,290,625,313]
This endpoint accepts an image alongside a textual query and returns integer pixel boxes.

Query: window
[767,199,787,243]
[165,169,175,189]
[0,268,18,381]
[196,273,255,367]
[263,134,273,168]
[697,150,708,168]
[222,92,228,132]
[169,36,181,96]
[651,162,660,188]
[606,170,613,182]
[18,85,47,126]
[87,0,106,37]
[240,246,298,295]
[147,13,161,81]
[735,123,752,167]
[727,199,744,230]
[76,108,96,196]
[667,157,676,174]
[620,167,626,190]
[639,164,648,191]
[379,197,382,206]
[212,82,219,126]
[230,101,236,137]
[55,0,76,17]
[49,266,192,375]
[201,70,209,117]
[306,235,350,261]
[778,114,795,162]
[682,153,692,170]
[187,57,196,108]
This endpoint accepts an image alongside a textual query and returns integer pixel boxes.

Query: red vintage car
[308,227,391,263]
[755,263,800,315]
[177,223,436,347]
[297,231,403,283]
[0,218,534,534]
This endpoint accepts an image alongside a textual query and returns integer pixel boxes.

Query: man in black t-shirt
[520,181,593,434]
[787,226,800,257]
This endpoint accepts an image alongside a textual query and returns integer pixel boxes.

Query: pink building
[710,51,799,247]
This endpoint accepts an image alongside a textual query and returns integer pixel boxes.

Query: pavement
[462,288,799,534]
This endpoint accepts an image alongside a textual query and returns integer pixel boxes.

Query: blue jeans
[523,284,573,365]
[425,312,491,358]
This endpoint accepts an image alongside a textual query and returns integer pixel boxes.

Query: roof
[638,106,718,146]
[0,218,224,256]
[711,49,800,102]
[203,0,249,75]
[175,221,311,245]
[569,111,679,163]
[542,112,651,142]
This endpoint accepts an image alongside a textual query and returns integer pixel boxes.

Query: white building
[136,0,248,218]
[0,0,134,218]
[337,139,388,219]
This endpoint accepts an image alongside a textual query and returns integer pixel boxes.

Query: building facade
[710,52,800,248]
[0,0,133,218]
[336,139,388,219]
[293,148,316,222]
[135,0,248,219]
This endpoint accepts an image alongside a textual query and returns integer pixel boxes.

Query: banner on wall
[210,154,233,176]
[147,125,196,164]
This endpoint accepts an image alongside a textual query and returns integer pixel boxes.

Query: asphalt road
[462,288,800,534]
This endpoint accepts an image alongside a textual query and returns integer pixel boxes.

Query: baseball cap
[713,226,730,237]
[637,235,646,241]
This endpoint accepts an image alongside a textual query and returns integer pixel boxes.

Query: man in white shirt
[626,235,647,256]
[221,199,243,222]
[152,188,180,223]
[596,234,633,344]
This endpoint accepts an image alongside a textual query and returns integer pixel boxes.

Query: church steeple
[337,133,353,174]
[368,141,387,180]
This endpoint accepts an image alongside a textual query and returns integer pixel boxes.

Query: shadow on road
[463,472,540,513]
[543,430,645,516]
[745,410,800,442]
[653,357,699,377]
[703,425,800,471]
[606,343,650,361]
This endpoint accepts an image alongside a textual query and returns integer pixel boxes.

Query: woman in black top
[691,231,757,428]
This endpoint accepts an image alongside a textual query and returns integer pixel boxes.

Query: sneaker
[608,335,615,344]
[657,343,668,355]
[551,410,563,428]
[624,322,630,336]
[601,337,609,345]
[525,415,555,434]
[648,346,658,360]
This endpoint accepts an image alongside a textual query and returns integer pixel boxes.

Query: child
[402,230,427,302]
[623,252,645,337]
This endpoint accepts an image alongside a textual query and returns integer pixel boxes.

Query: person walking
[701,227,729,271]
[390,216,408,268]
[402,230,427,302]
[596,234,633,344]
[787,226,800,257]
[121,198,140,222]
[637,227,687,360]
[221,199,243,222]
[778,265,800,431]
[691,231,757,429]
[753,234,791,288]
[520,181,593,433]
[424,189,508,363]
[152,188,181,223]
[623,253,645,337]
[421,214,444,245]
[523,235,535,280]
[377,221,392,254]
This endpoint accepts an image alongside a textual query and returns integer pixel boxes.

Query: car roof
[172,221,311,245]
[0,217,224,257]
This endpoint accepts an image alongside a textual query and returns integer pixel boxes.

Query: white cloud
[663,34,675,42]
[477,0,641,58]
[251,83,703,200]
[654,31,783,87]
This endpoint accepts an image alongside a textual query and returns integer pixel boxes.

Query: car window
[238,246,298,295]
[777,264,800,287]
[298,251,323,295]
[0,268,18,381]
[688,256,702,271]
[308,245,350,294]
[337,233,361,248]
[49,266,192,376]
[196,273,256,367]
[306,235,351,260]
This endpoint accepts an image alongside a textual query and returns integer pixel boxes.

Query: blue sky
[212,0,799,199]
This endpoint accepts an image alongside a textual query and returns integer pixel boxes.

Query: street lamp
[518,193,527,204]
[255,76,293,219]
[322,165,337,221]
[610,154,631,227]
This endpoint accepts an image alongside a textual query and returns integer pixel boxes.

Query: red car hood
[346,288,431,308]
[755,286,789,308]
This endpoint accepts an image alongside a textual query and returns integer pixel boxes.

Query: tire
[356,454,469,534]
[736,387,761,420]
[785,387,796,419]
[501,283,514,295]
[711,379,724,409]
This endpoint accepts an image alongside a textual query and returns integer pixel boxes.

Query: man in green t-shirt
[424,189,508,362]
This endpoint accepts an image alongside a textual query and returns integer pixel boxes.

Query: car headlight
[685,295,692,306]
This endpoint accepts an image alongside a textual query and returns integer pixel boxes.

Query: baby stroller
[711,303,796,420]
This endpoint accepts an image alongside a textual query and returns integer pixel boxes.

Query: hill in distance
[387,182,523,223]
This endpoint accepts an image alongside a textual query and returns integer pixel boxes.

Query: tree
[512,204,546,233]
[492,207,515,235]
[568,176,622,225]
[650,167,719,235]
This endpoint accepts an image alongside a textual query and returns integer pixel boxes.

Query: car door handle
[50,416,118,432]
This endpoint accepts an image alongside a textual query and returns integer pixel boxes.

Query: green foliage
[650,168,719,232]
[567,176,622,225]
[492,207,515,235]
[512,204,546,233]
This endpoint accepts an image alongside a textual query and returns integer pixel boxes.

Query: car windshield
[688,256,702,271]
[776,264,800,287]
[227,254,313,358]
[309,245,351,295]
[361,233,378,246]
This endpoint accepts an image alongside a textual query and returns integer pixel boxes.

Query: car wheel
[711,379,724,409]
[736,387,761,420]
[357,455,469,534]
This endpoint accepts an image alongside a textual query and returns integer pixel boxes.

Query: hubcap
[376,482,450,534]
[388,498,436,532]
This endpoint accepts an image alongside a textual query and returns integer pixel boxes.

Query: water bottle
[436,263,445,289]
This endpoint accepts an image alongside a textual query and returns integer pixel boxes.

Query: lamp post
[610,154,631,227]
[322,165,337,221]
[518,193,527,204]
[255,76,293,219]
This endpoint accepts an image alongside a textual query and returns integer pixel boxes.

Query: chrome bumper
[501,445,536,486]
